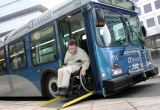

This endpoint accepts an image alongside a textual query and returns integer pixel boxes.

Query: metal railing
[124,49,157,77]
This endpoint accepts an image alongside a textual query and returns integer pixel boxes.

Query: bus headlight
[111,68,122,76]
[102,73,106,77]
[147,61,152,66]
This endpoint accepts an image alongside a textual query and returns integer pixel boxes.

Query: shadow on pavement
[86,76,160,101]
[0,97,49,101]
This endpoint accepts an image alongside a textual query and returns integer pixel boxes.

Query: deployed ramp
[39,91,96,109]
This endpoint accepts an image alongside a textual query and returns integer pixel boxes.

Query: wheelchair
[65,67,94,97]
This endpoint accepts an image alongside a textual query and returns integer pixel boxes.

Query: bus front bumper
[103,66,159,96]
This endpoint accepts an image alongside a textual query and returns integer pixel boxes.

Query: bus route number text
[74,0,81,8]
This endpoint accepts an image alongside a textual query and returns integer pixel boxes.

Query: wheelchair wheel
[80,70,94,92]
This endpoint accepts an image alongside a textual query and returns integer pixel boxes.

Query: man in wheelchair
[56,39,90,96]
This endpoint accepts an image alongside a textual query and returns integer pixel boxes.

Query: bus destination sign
[30,26,54,42]
[99,0,134,11]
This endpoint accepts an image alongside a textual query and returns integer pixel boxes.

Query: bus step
[39,91,96,109]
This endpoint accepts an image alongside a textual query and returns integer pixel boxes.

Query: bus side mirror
[93,8,105,27]
[141,26,146,37]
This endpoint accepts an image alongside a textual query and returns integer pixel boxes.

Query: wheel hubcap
[48,77,58,97]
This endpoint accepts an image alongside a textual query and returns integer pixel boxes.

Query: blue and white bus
[0,0,158,98]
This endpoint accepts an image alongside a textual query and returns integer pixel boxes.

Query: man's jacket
[64,47,90,71]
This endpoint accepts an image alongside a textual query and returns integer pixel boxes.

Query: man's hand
[81,70,86,76]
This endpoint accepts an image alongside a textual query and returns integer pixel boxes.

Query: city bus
[0,0,158,99]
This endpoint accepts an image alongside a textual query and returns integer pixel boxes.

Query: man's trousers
[57,65,81,88]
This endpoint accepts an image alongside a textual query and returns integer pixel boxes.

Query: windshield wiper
[125,17,144,49]
[113,35,125,45]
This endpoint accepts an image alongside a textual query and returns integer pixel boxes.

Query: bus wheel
[45,73,58,99]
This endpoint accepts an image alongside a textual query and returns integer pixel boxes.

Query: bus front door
[57,9,97,92]
[57,20,72,61]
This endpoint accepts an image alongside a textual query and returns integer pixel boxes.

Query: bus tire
[45,73,58,99]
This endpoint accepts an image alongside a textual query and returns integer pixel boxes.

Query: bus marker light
[37,70,41,72]
[102,73,105,77]
[123,70,126,73]
[147,57,150,60]
[59,60,61,67]
[114,63,118,67]
[99,22,104,25]
[67,15,71,18]
[98,76,101,81]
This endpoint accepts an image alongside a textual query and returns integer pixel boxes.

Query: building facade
[133,0,160,49]
[0,0,49,38]
[136,0,160,36]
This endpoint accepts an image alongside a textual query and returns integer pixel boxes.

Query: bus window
[0,48,6,74]
[30,25,57,65]
[9,38,27,71]
[94,9,128,47]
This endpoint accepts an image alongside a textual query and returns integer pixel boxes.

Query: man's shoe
[59,88,69,96]
[55,88,62,96]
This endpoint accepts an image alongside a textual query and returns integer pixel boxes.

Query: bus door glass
[57,20,71,60]
[58,11,86,60]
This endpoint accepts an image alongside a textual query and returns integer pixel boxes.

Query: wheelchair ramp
[39,91,96,109]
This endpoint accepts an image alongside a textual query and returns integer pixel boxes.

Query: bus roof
[1,0,138,47]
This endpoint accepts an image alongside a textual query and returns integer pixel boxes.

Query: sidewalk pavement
[62,96,160,110]
[0,95,160,110]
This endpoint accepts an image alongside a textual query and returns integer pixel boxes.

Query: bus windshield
[123,14,145,45]
[95,9,128,47]
[94,9,145,47]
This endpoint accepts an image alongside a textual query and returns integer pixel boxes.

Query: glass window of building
[9,38,27,71]
[158,15,160,24]
[138,7,141,15]
[30,25,58,65]
[146,18,155,28]
[154,0,160,10]
[143,3,152,13]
